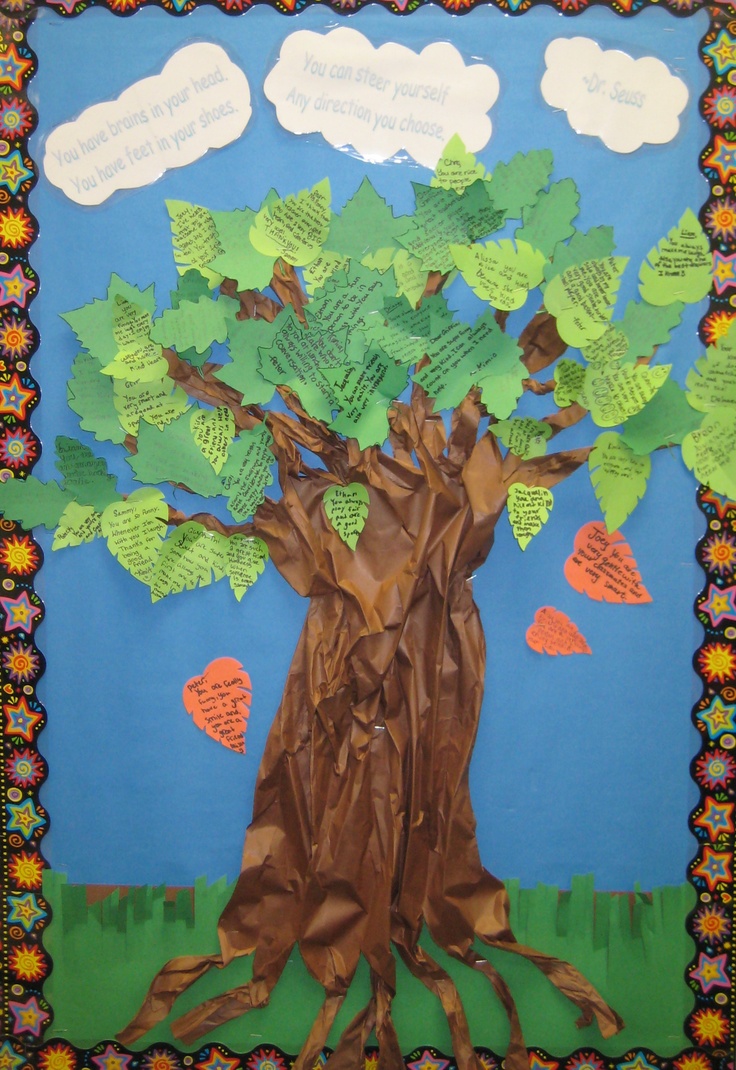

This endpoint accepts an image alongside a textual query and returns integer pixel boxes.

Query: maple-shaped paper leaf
[209,206,276,292]
[171,268,212,308]
[61,274,156,366]
[67,351,126,445]
[618,298,684,362]
[544,257,628,348]
[323,483,369,550]
[621,379,702,456]
[258,308,340,424]
[128,414,225,498]
[516,179,580,258]
[554,359,586,408]
[166,200,224,287]
[216,314,278,407]
[182,656,252,754]
[52,501,102,550]
[589,431,651,533]
[191,406,235,474]
[327,349,408,449]
[150,521,228,602]
[250,179,331,267]
[544,226,616,285]
[113,376,191,437]
[308,260,393,345]
[360,296,431,367]
[304,251,350,296]
[328,177,406,261]
[151,295,238,356]
[564,522,652,603]
[392,249,429,310]
[526,607,591,655]
[100,488,168,586]
[450,239,546,311]
[581,326,630,366]
[638,209,712,306]
[682,407,736,499]
[398,182,504,274]
[581,361,671,427]
[227,534,269,601]
[55,436,120,512]
[507,483,553,550]
[431,134,489,195]
[102,297,168,383]
[487,149,554,217]
[0,475,72,530]
[491,417,551,459]
[220,423,275,522]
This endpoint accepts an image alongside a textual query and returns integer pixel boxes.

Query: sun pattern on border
[0,1,731,1069]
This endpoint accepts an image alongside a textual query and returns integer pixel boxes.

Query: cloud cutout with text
[264,28,499,169]
[541,37,688,154]
[44,42,252,206]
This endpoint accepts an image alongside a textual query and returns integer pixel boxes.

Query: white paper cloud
[264,28,499,169]
[541,37,688,154]
[43,43,252,206]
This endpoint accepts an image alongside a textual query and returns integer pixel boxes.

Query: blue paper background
[29,3,708,890]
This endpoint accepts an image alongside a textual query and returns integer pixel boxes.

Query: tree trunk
[118,424,622,1069]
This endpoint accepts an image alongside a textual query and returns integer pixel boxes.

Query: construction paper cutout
[398,181,504,274]
[67,351,127,445]
[151,522,227,602]
[216,315,279,407]
[618,298,684,362]
[167,200,224,287]
[264,28,499,168]
[0,475,72,530]
[182,656,251,754]
[191,406,235,473]
[308,261,392,344]
[487,149,553,216]
[554,358,586,408]
[507,483,553,550]
[227,534,270,601]
[327,348,408,448]
[54,435,119,511]
[589,431,651,532]
[362,296,430,366]
[581,326,629,366]
[250,179,331,267]
[682,408,736,499]
[450,239,546,311]
[52,501,102,550]
[621,379,702,455]
[392,249,429,308]
[44,43,252,205]
[128,413,225,497]
[544,226,616,285]
[564,521,652,603]
[323,483,370,550]
[62,275,156,365]
[259,321,337,424]
[100,488,168,585]
[582,361,671,427]
[541,37,688,153]
[638,210,712,306]
[113,375,191,436]
[304,251,350,295]
[544,257,628,347]
[491,416,551,459]
[328,177,406,261]
[209,207,276,292]
[431,134,489,194]
[526,606,591,655]
[516,178,579,258]
[102,298,168,383]
[151,294,238,355]
[686,325,736,413]
[220,423,275,521]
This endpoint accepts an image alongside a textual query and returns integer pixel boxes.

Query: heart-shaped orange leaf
[182,656,251,754]
[526,606,591,655]
[564,521,651,604]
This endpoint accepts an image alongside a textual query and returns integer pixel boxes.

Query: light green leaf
[398,182,504,274]
[491,417,552,459]
[151,295,238,356]
[113,376,190,436]
[554,358,587,408]
[166,200,224,287]
[150,521,228,602]
[101,298,168,383]
[220,423,275,522]
[227,534,269,601]
[431,134,489,194]
[100,488,168,585]
[360,297,431,367]
[638,209,712,306]
[621,379,702,455]
[191,406,235,473]
[327,348,408,449]
[686,325,736,413]
[451,239,546,311]
[128,413,225,497]
[589,431,651,532]
[323,483,370,550]
[618,299,684,362]
[544,226,616,285]
[516,178,579,258]
[52,501,102,549]
[507,483,554,550]
[0,475,72,530]
[61,274,156,366]
[209,207,276,292]
[582,361,671,427]
[67,351,126,445]
[581,327,630,366]
[544,257,628,347]
[250,179,331,266]
[54,436,119,512]
[682,407,736,498]
[392,249,429,309]
[488,150,554,217]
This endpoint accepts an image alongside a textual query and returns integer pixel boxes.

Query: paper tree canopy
[0,138,724,597]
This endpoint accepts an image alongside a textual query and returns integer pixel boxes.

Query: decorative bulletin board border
[0,3,733,1070]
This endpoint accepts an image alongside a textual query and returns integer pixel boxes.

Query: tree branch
[503,446,593,490]
[519,311,567,374]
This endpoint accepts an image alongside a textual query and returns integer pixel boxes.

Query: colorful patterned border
[0,1,733,1069]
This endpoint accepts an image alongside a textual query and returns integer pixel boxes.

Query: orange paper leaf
[564,521,652,604]
[526,606,591,655]
[182,656,252,754]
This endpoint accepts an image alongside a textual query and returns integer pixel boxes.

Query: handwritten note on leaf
[507,483,553,550]
[564,521,651,603]
[526,607,591,655]
[323,483,369,550]
[182,656,251,754]
[638,209,712,306]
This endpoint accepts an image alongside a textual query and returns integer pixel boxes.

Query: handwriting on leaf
[581,361,671,428]
[491,417,551,459]
[191,406,235,474]
[151,521,228,603]
[554,359,586,408]
[227,535,269,601]
[100,488,168,585]
[52,501,101,550]
[251,179,331,267]
[220,423,275,522]
[451,239,546,311]
[564,521,651,604]
[431,134,489,195]
[526,607,591,655]
[682,408,736,499]
[507,483,553,550]
[638,208,712,306]
[589,431,651,532]
[544,256,627,348]
[323,483,369,550]
[182,656,251,754]
[167,200,223,287]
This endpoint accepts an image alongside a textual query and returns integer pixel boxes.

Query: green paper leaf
[682,407,736,498]
[227,534,269,601]
[258,308,339,424]
[621,379,703,455]
[215,314,278,407]
[491,417,552,459]
[101,298,168,383]
[166,200,224,287]
[618,299,684,362]
[250,179,331,267]
[450,239,546,311]
[544,227,616,285]
[54,436,120,512]
[308,261,393,349]
[61,275,156,366]
[488,150,554,217]
[151,295,238,356]
[544,257,628,347]
[582,361,672,427]
[431,135,489,195]
[581,327,630,366]
[303,251,350,296]
[361,297,431,367]
[170,269,211,309]
[589,431,652,532]
[0,475,72,530]
[190,406,235,474]
[686,323,736,413]
[516,179,580,258]
[392,249,429,309]
[52,501,102,549]
[323,483,370,550]
[67,350,126,445]
[209,207,276,292]
[638,209,712,306]
[113,376,191,436]
[554,358,587,408]
[328,178,406,261]
[128,413,225,497]
[398,182,504,275]
[220,423,275,522]
[327,348,408,449]
[100,488,168,585]
[507,483,554,550]
[150,521,228,602]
